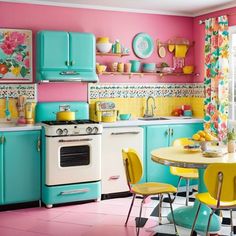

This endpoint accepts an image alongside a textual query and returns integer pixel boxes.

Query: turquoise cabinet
[37,31,69,70]
[0,131,41,205]
[36,31,97,82]
[145,123,203,185]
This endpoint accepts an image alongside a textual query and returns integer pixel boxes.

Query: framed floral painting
[0,29,32,83]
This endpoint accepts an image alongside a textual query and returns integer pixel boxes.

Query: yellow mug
[117,62,124,72]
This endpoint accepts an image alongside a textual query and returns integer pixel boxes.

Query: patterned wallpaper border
[0,84,37,100]
[88,83,204,99]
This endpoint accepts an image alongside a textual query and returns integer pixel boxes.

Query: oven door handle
[60,188,89,195]
[58,138,93,143]
[111,131,140,135]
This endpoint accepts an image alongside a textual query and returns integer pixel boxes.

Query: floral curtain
[204,15,229,141]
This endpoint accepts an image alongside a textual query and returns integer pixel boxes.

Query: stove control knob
[86,127,93,134]
[93,127,99,134]
[56,128,63,135]
[63,129,68,135]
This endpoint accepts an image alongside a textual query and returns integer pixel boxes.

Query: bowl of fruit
[191,130,218,151]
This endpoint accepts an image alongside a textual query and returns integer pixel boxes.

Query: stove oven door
[45,135,101,186]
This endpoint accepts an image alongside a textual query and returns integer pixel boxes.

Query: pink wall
[193,7,236,83]
[1,2,194,101]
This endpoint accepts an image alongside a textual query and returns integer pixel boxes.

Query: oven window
[60,145,90,167]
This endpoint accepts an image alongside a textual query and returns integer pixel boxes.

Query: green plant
[227,128,236,141]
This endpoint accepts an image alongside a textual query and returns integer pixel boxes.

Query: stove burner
[42,120,99,125]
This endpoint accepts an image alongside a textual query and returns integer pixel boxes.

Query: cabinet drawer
[42,182,101,205]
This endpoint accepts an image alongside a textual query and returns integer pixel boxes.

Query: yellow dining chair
[190,163,236,236]
[122,148,179,236]
[170,138,199,206]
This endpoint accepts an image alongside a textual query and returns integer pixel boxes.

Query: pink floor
[0,197,157,236]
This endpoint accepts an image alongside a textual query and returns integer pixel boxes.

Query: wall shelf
[157,39,195,48]
[97,71,196,79]
[96,52,130,57]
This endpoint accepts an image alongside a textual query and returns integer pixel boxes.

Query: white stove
[42,120,102,136]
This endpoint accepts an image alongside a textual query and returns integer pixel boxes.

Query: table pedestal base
[167,200,221,232]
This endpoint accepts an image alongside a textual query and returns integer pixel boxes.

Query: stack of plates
[202,150,224,158]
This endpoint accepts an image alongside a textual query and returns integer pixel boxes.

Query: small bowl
[119,114,131,120]
[142,63,156,73]
[96,43,112,53]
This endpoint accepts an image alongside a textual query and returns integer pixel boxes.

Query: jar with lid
[115,40,121,54]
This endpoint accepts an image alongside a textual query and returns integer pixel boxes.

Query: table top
[151,146,236,168]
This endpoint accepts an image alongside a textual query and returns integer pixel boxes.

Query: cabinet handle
[170,128,174,136]
[59,71,80,75]
[165,129,169,136]
[111,132,140,135]
[37,136,41,152]
[60,188,89,195]
[65,61,70,66]
[0,136,5,144]
[109,175,120,180]
[70,60,75,66]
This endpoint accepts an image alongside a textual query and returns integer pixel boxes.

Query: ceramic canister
[130,60,141,72]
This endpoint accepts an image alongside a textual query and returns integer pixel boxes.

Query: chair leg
[137,197,146,236]
[230,209,234,235]
[190,203,201,236]
[159,194,163,225]
[206,209,215,236]
[168,193,179,236]
[125,193,136,226]
[186,178,190,206]
[172,177,182,203]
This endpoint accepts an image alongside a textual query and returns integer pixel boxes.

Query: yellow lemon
[198,130,206,137]
[205,134,212,141]
[192,133,200,141]
[200,137,206,141]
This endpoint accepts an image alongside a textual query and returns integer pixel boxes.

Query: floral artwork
[204,15,229,141]
[0,29,32,83]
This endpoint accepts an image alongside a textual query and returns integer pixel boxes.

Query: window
[229,26,236,120]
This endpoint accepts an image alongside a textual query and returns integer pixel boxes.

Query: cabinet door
[2,131,41,204]
[38,31,69,70]
[146,125,172,183]
[69,32,95,71]
[169,123,204,145]
[101,127,143,194]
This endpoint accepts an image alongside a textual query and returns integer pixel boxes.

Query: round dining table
[151,146,236,233]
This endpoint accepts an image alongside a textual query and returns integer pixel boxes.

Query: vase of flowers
[227,128,236,153]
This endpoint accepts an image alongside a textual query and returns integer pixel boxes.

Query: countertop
[0,123,42,132]
[0,117,203,131]
[102,116,204,128]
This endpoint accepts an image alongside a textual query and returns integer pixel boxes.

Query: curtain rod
[199,12,236,24]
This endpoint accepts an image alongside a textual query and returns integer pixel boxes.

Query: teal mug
[130,60,141,72]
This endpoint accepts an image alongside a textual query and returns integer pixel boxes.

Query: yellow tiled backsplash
[89,97,204,120]
[89,83,204,120]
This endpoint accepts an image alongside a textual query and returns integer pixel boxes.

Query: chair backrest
[122,149,143,188]
[170,138,195,175]
[204,163,236,202]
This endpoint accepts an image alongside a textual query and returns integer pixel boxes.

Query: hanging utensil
[5,96,11,121]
